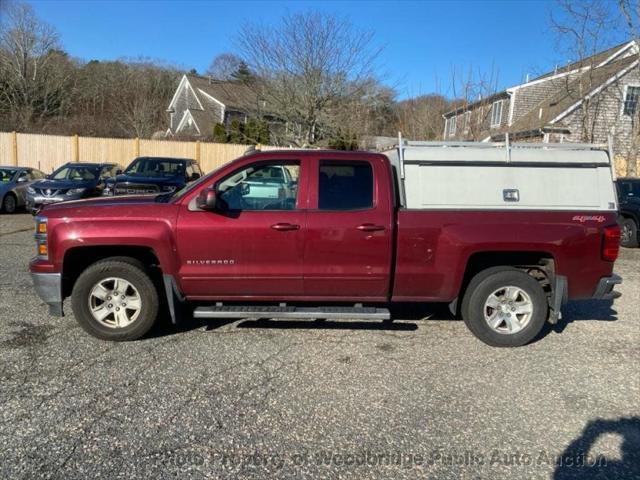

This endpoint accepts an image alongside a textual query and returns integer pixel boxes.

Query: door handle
[357,223,385,232]
[271,223,300,231]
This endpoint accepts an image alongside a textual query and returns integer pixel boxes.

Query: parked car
[0,166,47,213]
[102,157,202,196]
[616,178,640,248]
[29,142,621,347]
[26,162,120,214]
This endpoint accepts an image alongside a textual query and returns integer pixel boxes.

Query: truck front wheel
[461,267,548,347]
[71,258,159,341]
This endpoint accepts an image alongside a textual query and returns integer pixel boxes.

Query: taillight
[602,224,621,262]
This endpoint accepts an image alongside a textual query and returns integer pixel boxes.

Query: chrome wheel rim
[88,277,142,328]
[483,286,533,335]
[621,223,631,244]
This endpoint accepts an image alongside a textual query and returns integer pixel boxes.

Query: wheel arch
[452,250,557,316]
[62,245,163,299]
[619,209,640,226]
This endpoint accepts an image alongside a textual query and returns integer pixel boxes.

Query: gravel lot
[0,213,638,479]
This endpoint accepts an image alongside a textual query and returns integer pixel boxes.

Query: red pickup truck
[29,142,622,347]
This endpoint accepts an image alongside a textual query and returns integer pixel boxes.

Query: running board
[193,305,390,321]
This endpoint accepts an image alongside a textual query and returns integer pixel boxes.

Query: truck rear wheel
[71,258,159,341]
[620,217,639,248]
[461,267,547,347]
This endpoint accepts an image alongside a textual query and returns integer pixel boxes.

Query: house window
[623,86,640,116]
[490,100,503,127]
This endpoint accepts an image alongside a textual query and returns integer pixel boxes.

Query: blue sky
[30,0,625,99]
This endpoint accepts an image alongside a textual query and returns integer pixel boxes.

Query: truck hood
[40,194,160,212]
[106,174,183,186]
[33,179,97,190]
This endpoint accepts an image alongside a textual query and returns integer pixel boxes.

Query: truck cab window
[318,161,373,210]
[217,162,299,210]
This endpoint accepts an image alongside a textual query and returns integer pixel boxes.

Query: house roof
[187,108,220,134]
[505,55,638,135]
[443,40,637,118]
[529,41,633,82]
[443,91,509,118]
[186,75,268,113]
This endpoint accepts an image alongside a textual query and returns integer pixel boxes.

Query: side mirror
[116,169,123,175]
[240,183,250,195]
[17,177,28,183]
[196,188,217,210]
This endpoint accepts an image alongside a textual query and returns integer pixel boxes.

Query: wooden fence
[0,131,269,174]
[1,131,636,177]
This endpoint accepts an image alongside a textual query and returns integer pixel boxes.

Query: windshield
[155,170,211,203]
[0,168,18,183]
[619,181,640,197]
[125,158,186,177]
[50,165,99,181]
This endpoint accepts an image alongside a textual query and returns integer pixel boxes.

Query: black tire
[461,267,548,347]
[2,193,17,214]
[71,258,159,341]
[619,217,639,248]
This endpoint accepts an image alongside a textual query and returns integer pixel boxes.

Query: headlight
[34,217,48,260]
[162,186,177,192]
[66,188,86,196]
[27,186,35,194]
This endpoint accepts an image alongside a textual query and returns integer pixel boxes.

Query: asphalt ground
[0,213,638,479]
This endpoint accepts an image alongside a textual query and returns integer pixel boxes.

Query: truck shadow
[148,300,616,339]
[553,417,640,480]
[550,299,618,335]
[148,304,424,338]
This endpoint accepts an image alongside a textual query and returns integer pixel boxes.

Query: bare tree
[108,60,178,138]
[206,53,245,81]
[237,11,382,146]
[0,0,72,130]
[395,94,452,141]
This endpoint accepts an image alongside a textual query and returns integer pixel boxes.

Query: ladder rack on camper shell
[388,133,615,182]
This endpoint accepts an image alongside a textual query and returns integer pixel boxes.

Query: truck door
[176,159,306,298]
[303,156,394,300]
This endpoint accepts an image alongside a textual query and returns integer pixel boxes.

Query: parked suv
[26,162,120,214]
[103,157,202,196]
[0,166,46,213]
[616,178,640,247]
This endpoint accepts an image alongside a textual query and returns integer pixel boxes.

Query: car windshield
[620,181,640,197]
[125,158,185,177]
[51,165,99,181]
[0,168,18,183]
[155,170,211,203]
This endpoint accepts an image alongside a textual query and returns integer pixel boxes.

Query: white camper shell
[384,140,618,212]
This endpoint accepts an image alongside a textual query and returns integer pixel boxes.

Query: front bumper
[591,274,622,300]
[30,272,64,316]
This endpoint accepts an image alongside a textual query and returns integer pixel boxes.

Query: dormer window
[490,100,503,127]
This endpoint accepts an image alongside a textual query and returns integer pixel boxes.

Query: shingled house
[165,74,274,138]
[442,41,640,169]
